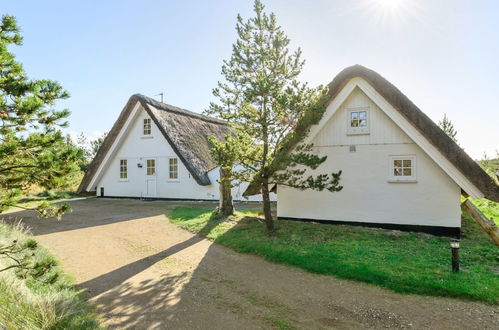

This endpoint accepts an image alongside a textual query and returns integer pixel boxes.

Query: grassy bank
[0,222,101,329]
[169,203,499,304]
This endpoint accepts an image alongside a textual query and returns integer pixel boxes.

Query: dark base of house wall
[278,216,461,238]
[98,195,218,202]
[97,195,273,204]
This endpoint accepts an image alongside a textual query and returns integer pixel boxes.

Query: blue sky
[3,0,498,159]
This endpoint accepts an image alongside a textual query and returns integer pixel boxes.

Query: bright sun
[377,0,406,10]
[359,0,416,25]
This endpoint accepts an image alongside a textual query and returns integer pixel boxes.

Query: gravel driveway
[4,198,498,329]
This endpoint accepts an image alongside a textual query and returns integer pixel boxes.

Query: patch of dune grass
[169,206,499,305]
[0,222,102,329]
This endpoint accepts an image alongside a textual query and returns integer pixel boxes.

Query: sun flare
[377,0,407,11]
[358,0,417,25]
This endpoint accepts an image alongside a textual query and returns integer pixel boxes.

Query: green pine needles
[0,15,83,218]
[438,113,458,143]
[206,1,342,234]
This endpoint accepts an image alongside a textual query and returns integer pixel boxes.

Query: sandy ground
[2,198,498,329]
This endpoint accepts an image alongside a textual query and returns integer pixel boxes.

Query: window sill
[119,179,129,182]
[387,179,417,183]
[346,129,370,136]
[167,180,180,183]
[140,135,153,139]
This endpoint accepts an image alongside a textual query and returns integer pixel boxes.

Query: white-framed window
[347,108,369,135]
[146,159,156,176]
[169,158,178,180]
[119,159,128,180]
[143,118,152,135]
[389,155,416,182]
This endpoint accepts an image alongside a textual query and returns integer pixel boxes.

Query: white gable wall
[96,106,220,200]
[277,87,461,227]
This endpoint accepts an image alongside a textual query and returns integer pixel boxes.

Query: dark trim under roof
[78,94,228,192]
[245,65,499,202]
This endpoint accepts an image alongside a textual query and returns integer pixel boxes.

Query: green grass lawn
[168,202,499,305]
[0,222,102,329]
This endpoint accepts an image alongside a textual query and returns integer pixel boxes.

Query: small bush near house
[169,201,499,305]
[0,222,101,329]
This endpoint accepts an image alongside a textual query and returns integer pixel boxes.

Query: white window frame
[346,107,370,135]
[388,155,417,183]
[142,118,153,138]
[119,159,128,181]
[168,157,179,181]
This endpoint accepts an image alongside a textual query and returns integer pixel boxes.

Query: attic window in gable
[347,108,369,135]
[143,118,152,135]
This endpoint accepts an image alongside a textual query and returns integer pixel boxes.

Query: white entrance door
[144,158,157,197]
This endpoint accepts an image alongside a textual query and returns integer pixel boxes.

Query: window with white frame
[143,118,152,135]
[119,159,128,179]
[169,158,178,180]
[146,159,156,175]
[389,156,416,182]
[347,108,369,135]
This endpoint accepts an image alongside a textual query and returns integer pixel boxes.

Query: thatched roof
[245,65,499,202]
[78,94,228,192]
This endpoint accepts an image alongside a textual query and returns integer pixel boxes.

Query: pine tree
[90,132,107,159]
[438,114,458,143]
[207,1,342,234]
[0,15,82,218]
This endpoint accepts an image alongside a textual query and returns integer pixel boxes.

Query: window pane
[147,160,155,175]
[120,159,127,179]
[359,119,367,127]
[403,168,412,176]
[359,111,367,119]
[351,119,359,127]
[143,118,151,135]
[169,158,178,179]
[351,112,359,120]
[394,160,402,167]
[394,168,402,176]
[403,160,412,167]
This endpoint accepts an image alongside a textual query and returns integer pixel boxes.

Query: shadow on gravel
[0,198,215,236]
[77,235,204,297]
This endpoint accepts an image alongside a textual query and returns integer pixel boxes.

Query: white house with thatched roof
[250,65,498,237]
[78,94,274,201]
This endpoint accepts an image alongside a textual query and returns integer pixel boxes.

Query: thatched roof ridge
[137,94,226,125]
[244,65,499,202]
[78,94,228,192]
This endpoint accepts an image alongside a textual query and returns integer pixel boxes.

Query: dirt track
[3,198,498,329]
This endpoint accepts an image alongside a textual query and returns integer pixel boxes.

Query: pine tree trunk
[261,176,275,235]
[218,168,234,216]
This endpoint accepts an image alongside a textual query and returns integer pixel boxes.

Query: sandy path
[3,198,498,329]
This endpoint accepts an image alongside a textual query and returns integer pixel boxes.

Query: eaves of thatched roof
[78,94,228,192]
[245,65,499,202]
